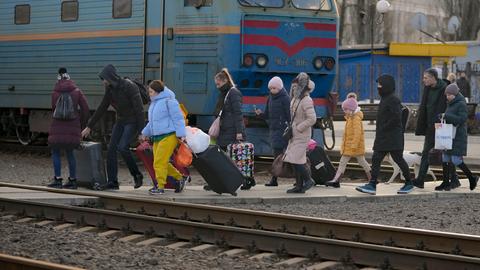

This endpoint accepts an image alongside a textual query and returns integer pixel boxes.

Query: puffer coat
[283,73,317,165]
[48,79,90,149]
[341,109,365,156]
[217,86,246,147]
[444,94,468,156]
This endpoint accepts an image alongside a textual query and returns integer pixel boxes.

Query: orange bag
[173,141,193,167]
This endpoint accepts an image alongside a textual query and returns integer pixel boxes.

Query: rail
[0,253,83,270]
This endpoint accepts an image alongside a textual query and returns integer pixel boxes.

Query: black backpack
[53,92,76,120]
[126,78,150,104]
[401,105,409,132]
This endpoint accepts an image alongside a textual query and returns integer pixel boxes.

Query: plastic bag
[185,126,210,154]
[434,121,455,150]
[173,141,193,167]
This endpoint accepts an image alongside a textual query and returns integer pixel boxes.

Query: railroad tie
[34,220,54,226]
[73,226,97,233]
[53,223,75,231]
[219,248,248,257]
[98,230,121,237]
[165,241,190,249]
[249,252,275,261]
[119,234,144,243]
[15,217,34,223]
[0,214,15,220]
[190,244,216,252]
[136,237,164,247]
[275,257,308,267]
[306,261,342,270]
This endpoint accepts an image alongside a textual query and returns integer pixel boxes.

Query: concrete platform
[0,187,98,205]
[97,179,480,204]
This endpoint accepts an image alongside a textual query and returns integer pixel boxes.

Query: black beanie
[58,67,67,74]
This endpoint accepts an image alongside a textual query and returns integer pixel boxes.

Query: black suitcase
[191,145,244,196]
[74,141,107,190]
[307,146,335,185]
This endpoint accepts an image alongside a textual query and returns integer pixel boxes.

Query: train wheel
[15,124,32,145]
[321,117,335,150]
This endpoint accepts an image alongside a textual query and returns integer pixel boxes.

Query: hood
[377,74,395,97]
[271,88,288,99]
[98,64,121,86]
[290,72,311,99]
[151,86,176,101]
[432,79,447,91]
[54,79,77,93]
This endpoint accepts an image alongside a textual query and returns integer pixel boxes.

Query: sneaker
[134,174,143,189]
[355,183,376,195]
[62,177,77,189]
[175,178,186,193]
[302,179,315,192]
[412,179,424,189]
[47,177,63,189]
[149,187,165,195]
[397,183,414,194]
[104,182,120,190]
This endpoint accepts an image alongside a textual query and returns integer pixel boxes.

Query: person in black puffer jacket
[356,74,413,195]
[255,76,291,186]
[81,64,145,190]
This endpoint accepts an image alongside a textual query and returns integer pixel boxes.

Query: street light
[364,0,390,104]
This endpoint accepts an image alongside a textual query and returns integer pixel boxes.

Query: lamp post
[366,0,390,104]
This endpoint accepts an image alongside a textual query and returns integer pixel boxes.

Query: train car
[0,0,339,154]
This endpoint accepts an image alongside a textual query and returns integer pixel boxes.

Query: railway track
[1,182,479,269]
[0,253,83,270]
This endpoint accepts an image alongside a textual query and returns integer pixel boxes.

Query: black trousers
[371,150,411,183]
[418,133,435,182]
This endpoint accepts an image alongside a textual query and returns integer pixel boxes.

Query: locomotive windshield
[238,0,283,8]
[292,0,332,11]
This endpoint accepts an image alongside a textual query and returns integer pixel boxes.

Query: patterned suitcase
[227,142,254,179]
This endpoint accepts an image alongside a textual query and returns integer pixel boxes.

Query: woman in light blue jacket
[140,80,187,194]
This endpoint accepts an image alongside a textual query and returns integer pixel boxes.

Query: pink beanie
[268,76,283,89]
[342,97,358,112]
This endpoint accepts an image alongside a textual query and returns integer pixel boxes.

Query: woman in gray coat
[283,72,317,193]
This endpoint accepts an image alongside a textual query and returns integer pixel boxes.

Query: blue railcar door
[162,0,220,115]
[144,0,164,84]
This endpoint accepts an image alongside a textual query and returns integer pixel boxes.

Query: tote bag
[209,90,231,138]
[434,121,456,150]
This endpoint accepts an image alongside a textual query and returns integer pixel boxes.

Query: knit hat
[342,97,358,112]
[445,83,459,96]
[57,67,70,80]
[268,76,283,89]
[149,80,165,93]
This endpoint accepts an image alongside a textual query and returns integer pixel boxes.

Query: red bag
[136,141,190,189]
[173,141,193,168]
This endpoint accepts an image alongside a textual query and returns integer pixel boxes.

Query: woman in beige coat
[283,72,317,193]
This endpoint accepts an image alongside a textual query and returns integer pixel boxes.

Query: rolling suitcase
[135,142,187,189]
[307,146,335,185]
[191,145,244,196]
[74,141,107,190]
[227,142,254,180]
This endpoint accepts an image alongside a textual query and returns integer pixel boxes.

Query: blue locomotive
[0,0,339,154]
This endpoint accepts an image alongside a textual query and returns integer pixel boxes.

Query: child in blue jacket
[140,80,188,194]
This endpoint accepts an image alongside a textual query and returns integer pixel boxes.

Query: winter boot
[133,173,143,189]
[435,163,451,191]
[47,177,63,189]
[63,177,77,189]
[241,177,256,190]
[458,163,479,191]
[449,163,461,189]
[287,174,304,193]
[265,176,278,187]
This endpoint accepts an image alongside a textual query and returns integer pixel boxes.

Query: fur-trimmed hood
[290,72,313,99]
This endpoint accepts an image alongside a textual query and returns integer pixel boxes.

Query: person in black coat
[413,68,449,189]
[456,72,471,101]
[81,64,145,190]
[214,68,246,148]
[255,76,291,186]
[356,74,413,195]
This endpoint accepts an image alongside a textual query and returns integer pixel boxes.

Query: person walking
[326,93,371,188]
[456,72,471,102]
[356,74,414,195]
[435,84,478,191]
[413,68,452,189]
[255,76,291,187]
[47,68,90,189]
[81,64,145,190]
[139,80,188,194]
[283,72,317,193]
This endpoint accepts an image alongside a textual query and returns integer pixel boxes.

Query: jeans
[442,153,463,166]
[107,122,141,184]
[52,148,76,179]
[370,150,411,184]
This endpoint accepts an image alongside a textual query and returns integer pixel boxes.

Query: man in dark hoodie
[356,74,414,195]
[412,68,449,189]
[81,64,145,190]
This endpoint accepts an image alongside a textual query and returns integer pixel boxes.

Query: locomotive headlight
[324,57,336,70]
[243,54,254,67]
[256,55,268,68]
[313,57,323,70]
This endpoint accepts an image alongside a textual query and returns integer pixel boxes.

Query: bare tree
[439,0,480,41]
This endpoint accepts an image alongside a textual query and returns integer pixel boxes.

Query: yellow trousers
[152,134,182,188]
